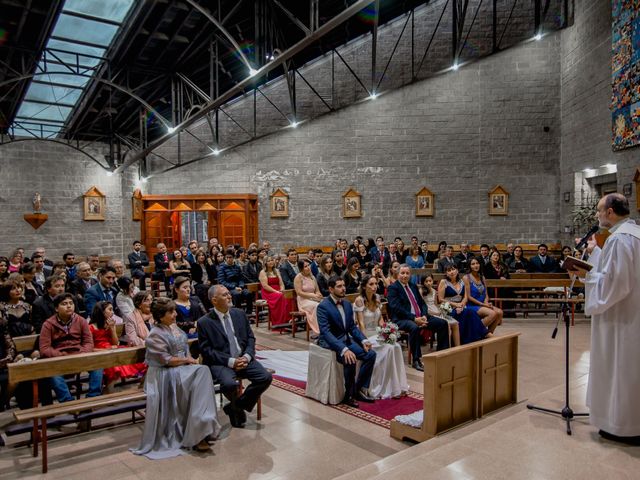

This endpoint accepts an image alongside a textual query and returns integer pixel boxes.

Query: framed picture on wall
[488,185,509,216]
[132,189,143,221]
[270,188,289,218]
[83,186,106,221]
[415,187,435,217]
[342,188,362,218]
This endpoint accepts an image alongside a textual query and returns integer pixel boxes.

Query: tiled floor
[1,316,638,479]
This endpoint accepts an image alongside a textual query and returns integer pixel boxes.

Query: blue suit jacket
[317,296,367,355]
[84,283,118,318]
[387,280,427,322]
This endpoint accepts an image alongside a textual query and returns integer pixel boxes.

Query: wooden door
[144,212,174,256]
[220,212,245,246]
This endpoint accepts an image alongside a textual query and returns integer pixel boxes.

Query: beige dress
[297,275,320,334]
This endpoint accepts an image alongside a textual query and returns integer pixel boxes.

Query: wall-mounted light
[563,191,570,202]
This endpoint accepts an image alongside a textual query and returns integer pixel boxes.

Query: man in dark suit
[153,243,172,293]
[454,242,473,273]
[420,241,437,265]
[218,251,253,314]
[84,266,118,318]
[197,285,272,428]
[371,240,391,275]
[68,262,97,317]
[317,276,376,408]
[242,249,262,283]
[437,246,457,273]
[477,244,491,271]
[279,248,299,290]
[387,265,450,371]
[127,240,149,291]
[529,243,559,273]
[31,274,66,333]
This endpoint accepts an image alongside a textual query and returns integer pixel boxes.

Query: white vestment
[585,218,640,436]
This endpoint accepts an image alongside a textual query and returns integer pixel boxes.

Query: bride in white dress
[353,275,409,399]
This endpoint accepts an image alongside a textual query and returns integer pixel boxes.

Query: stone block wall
[0,140,139,261]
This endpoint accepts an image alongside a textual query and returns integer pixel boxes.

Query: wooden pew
[390,332,520,443]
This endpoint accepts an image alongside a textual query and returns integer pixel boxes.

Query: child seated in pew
[39,293,103,402]
[89,302,146,393]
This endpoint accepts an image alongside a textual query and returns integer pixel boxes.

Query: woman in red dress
[89,301,146,392]
[258,256,290,327]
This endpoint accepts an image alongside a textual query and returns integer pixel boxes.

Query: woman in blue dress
[464,258,502,334]
[437,264,489,344]
[405,246,425,285]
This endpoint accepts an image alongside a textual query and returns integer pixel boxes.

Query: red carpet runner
[271,375,423,429]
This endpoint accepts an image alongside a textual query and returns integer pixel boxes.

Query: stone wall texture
[0,141,139,261]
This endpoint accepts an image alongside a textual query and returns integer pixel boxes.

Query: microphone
[574,224,599,251]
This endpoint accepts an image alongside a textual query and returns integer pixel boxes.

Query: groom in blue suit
[317,276,376,408]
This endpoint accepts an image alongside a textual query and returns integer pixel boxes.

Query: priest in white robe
[573,193,640,443]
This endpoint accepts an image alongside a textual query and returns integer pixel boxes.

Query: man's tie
[223,313,240,358]
[404,284,422,316]
[104,289,112,302]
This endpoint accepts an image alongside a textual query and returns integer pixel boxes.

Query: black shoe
[223,403,245,428]
[341,397,359,408]
[412,360,424,372]
[599,430,640,445]
[356,389,375,403]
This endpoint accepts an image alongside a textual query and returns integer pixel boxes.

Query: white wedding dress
[353,302,409,399]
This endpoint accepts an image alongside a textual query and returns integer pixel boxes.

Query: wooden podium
[391,332,520,442]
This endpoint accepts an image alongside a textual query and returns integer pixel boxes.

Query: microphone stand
[526,249,589,435]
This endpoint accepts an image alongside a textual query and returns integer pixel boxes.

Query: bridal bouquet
[440,302,453,315]
[376,322,400,345]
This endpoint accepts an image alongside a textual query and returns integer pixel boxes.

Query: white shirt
[212,307,252,368]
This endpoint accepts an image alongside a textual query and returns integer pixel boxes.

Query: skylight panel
[64,0,136,24]
[52,13,119,47]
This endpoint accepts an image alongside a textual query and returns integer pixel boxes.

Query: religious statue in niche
[32,192,42,213]
[24,192,48,230]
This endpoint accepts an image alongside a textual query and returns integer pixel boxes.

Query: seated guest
[132,298,220,457]
[242,249,262,284]
[0,257,8,282]
[317,277,376,407]
[529,243,559,273]
[370,239,390,275]
[51,262,67,284]
[387,265,450,371]
[31,254,49,286]
[483,251,510,280]
[218,251,254,315]
[421,274,460,347]
[559,245,573,266]
[405,245,425,284]
[307,249,319,277]
[127,240,149,291]
[125,291,154,346]
[115,277,136,320]
[386,261,401,286]
[179,246,191,264]
[353,244,372,272]
[279,249,299,290]
[438,265,489,344]
[63,252,77,281]
[508,246,531,273]
[477,244,491,269]
[0,276,34,337]
[197,285,272,428]
[503,243,515,264]
[7,250,22,273]
[87,254,101,279]
[387,243,402,265]
[235,248,248,268]
[89,301,146,392]
[39,293,103,401]
[169,250,191,284]
[20,262,43,305]
[333,239,350,263]
[84,266,118,319]
[32,274,66,333]
[394,238,408,263]
[152,243,172,293]
[437,246,457,273]
[0,316,17,406]
[316,255,334,297]
[109,260,128,292]
[420,241,437,265]
[32,247,54,269]
[436,241,448,261]
[354,275,408,398]
[191,249,216,308]
[371,263,389,297]
[341,257,362,295]
[331,251,347,277]
[454,242,473,273]
[464,258,502,335]
[186,240,199,264]
[68,262,97,316]
[173,276,206,336]
[258,256,289,328]
[294,259,323,337]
